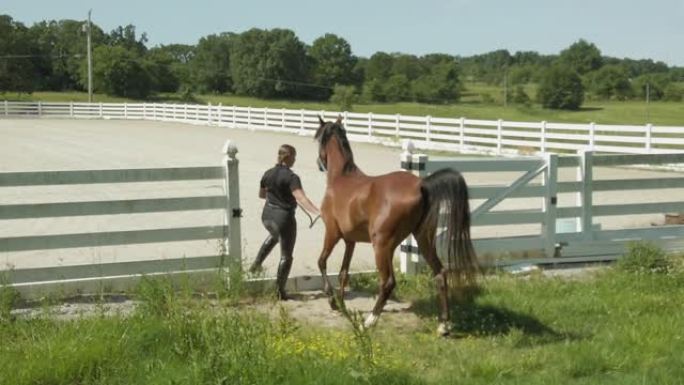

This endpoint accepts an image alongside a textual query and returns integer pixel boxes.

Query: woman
[249,144,320,300]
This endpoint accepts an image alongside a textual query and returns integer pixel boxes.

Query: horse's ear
[318,115,325,126]
[336,115,343,124]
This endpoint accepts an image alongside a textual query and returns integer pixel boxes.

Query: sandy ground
[1,118,682,279]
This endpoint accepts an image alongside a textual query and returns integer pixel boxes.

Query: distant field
[3,85,683,126]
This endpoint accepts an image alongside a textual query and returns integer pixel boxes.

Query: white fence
[3,101,684,156]
[400,149,684,273]
[0,140,242,295]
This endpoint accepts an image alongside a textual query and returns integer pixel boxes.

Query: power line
[0,53,83,59]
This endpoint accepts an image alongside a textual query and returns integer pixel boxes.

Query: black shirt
[260,164,302,211]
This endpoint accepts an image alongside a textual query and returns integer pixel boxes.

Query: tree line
[1,14,683,110]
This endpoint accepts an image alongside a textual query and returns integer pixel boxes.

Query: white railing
[3,101,684,156]
[0,140,242,295]
[399,149,684,273]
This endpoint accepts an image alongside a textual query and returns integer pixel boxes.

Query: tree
[364,52,394,81]
[230,28,309,98]
[144,48,180,93]
[558,39,602,75]
[329,84,358,111]
[0,15,37,93]
[308,33,357,99]
[537,65,584,110]
[585,65,632,100]
[411,60,461,103]
[383,74,411,102]
[87,45,152,99]
[189,33,234,93]
[632,73,671,101]
[108,24,148,56]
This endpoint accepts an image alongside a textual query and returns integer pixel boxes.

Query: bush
[617,242,670,274]
[511,85,531,105]
[329,84,358,111]
[537,65,584,110]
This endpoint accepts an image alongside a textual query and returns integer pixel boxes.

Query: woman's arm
[292,188,320,216]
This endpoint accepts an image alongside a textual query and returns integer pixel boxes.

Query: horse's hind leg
[415,231,451,336]
[318,229,341,310]
[364,241,396,329]
[337,240,355,308]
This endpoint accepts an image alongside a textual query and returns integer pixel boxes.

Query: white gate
[400,146,684,273]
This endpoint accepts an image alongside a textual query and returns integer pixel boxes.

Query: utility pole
[646,82,650,124]
[86,9,93,103]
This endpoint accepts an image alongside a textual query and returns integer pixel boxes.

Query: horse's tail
[419,168,478,286]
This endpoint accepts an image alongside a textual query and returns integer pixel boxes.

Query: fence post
[542,153,558,257]
[217,103,223,126]
[99,102,103,118]
[367,112,373,139]
[4,100,8,116]
[38,101,42,116]
[577,150,594,240]
[426,115,432,143]
[395,113,400,139]
[299,109,305,135]
[232,105,237,128]
[223,140,242,272]
[399,140,427,275]
[496,119,503,154]
[264,106,268,129]
[588,122,595,150]
[69,101,74,117]
[460,117,465,151]
[281,108,286,130]
[645,123,653,153]
[124,102,128,119]
[208,102,213,125]
[540,121,547,154]
[247,106,252,131]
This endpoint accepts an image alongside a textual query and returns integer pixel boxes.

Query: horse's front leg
[318,228,341,310]
[337,240,356,308]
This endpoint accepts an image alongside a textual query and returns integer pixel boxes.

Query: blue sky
[5,0,684,66]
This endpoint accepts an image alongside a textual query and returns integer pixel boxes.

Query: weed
[617,242,671,274]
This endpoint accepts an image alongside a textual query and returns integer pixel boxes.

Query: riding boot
[276,257,293,300]
[249,235,278,274]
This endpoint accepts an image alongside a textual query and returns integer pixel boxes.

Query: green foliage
[230,28,309,99]
[558,39,603,75]
[188,33,234,93]
[537,65,584,110]
[88,45,152,99]
[0,15,37,93]
[617,242,671,274]
[585,64,633,100]
[511,85,531,105]
[662,83,684,102]
[329,84,358,111]
[632,73,671,101]
[308,34,357,99]
[0,284,20,322]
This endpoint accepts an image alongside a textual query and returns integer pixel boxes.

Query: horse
[313,116,478,336]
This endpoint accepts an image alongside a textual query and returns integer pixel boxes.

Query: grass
[2,245,684,384]
[4,85,683,126]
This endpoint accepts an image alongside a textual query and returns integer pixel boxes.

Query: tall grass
[2,245,684,384]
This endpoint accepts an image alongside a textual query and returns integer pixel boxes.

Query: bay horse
[314,117,478,336]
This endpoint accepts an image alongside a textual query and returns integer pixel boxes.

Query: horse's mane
[314,120,358,174]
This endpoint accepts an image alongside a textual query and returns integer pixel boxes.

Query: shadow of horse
[408,287,581,344]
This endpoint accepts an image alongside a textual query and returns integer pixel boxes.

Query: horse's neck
[326,138,363,182]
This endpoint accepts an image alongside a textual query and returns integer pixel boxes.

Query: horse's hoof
[437,322,451,337]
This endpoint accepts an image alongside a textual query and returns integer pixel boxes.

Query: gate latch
[232,208,243,218]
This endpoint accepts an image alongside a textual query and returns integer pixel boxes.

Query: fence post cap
[223,140,238,157]
[401,139,415,154]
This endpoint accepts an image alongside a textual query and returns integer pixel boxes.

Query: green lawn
[2,252,683,385]
[3,86,684,126]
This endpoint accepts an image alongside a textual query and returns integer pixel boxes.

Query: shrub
[329,84,358,111]
[537,65,584,110]
[617,242,670,274]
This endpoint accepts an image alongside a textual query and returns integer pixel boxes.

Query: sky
[4,0,684,66]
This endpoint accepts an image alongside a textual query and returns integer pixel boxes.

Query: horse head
[314,116,350,173]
